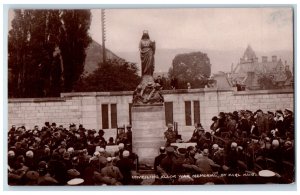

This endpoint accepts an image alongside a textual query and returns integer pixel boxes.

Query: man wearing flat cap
[101,157,123,185]
[164,123,176,147]
[255,109,267,135]
[116,150,134,185]
[214,112,227,135]
[283,108,294,135]
[227,113,238,137]
[266,111,276,135]
[189,123,202,143]
[125,124,133,150]
[154,147,167,174]
[157,146,177,176]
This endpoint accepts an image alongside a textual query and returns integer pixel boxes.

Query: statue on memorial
[132,31,163,105]
[139,30,155,76]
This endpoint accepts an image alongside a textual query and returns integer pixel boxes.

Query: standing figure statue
[139,30,155,76]
[133,30,162,105]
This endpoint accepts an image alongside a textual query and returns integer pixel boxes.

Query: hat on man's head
[218,112,225,118]
[159,147,165,153]
[284,109,293,114]
[26,150,34,158]
[197,123,203,128]
[69,123,76,128]
[87,129,94,134]
[267,111,274,115]
[245,110,252,114]
[276,110,283,115]
[143,30,148,34]
[123,150,130,158]
[93,151,100,157]
[8,150,15,158]
[107,157,112,162]
[67,169,80,178]
[231,142,238,148]
[126,124,132,128]
[256,109,263,113]
[67,147,74,153]
[212,144,219,150]
[118,143,125,150]
[98,129,105,135]
[272,139,280,148]
[212,116,218,121]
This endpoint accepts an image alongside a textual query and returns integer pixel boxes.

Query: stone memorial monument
[131,30,165,165]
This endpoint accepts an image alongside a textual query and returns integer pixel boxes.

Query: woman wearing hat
[139,30,155,76]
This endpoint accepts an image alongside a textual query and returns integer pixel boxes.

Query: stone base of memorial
[131,103,165,165]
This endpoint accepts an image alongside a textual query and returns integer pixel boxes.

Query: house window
[185,101,192,126]
[165,102,173,125]
[101,104,109,129]
[194,101,200,124]
[111,104,117,128]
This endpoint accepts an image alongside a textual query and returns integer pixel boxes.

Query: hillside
[83,40,122,75]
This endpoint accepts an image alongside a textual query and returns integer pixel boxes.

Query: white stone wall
[8,89,294,142]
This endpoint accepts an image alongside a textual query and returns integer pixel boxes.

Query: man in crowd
[164,123,177,147]
[154,147,166,174]
[116,150,134,185]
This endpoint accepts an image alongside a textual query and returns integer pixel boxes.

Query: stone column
[131,103,166,166]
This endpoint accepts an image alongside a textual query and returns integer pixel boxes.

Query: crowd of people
[7,108,294,186]
[8,123,139,186]
[160,108,294,184]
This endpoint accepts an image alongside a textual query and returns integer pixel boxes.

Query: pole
[101,9,106,64]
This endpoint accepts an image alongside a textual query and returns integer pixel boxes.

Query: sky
[8,7,294,73]
[90,7,293,52]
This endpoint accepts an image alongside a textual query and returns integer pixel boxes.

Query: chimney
[262,56,268,63]
[272,55,277,62]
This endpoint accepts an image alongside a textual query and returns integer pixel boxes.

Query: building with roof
[227,45,293,90]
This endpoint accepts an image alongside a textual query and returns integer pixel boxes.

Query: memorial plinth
[131,103,165,165]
